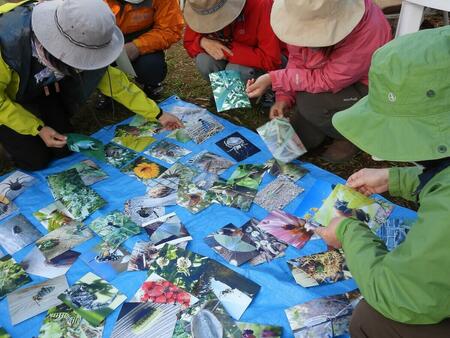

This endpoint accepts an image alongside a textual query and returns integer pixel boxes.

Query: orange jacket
[106,0,183,55]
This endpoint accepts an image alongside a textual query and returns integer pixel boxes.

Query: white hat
[270,0,365,47]
[31,0,124,70]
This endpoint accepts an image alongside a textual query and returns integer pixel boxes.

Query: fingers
[346,169,366,188]
[220,45,234,56]
[246,79,255,91]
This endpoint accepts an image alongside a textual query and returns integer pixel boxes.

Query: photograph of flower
[0,255,31,299]
[70,160,108,186]
[36,221,93,261]
[38,303,104,338]
[314,184,393,230]
[209,70,251,112]
[177,182,211,214]
[121,156,167,186]
[112,122,160,152]
[227,164,266,190]
[216,132,260,162]
[58,272,127,327]
[89,211,141,249]
[67,133,105,161]
[145,140,191,165]
[21,247,80,279]
[288,250,351,288]
[205,224,259,266]
[146,184,178,206]
[254,176,304,212]
[0,214,42,255]
[285,291,361,338]
[111,302,178,338]
[47,168,106,220]
[0,170,35,201]
[144,213,192,248]
[194,260,260,320]
[187,150,234,175]
[148,244,209,294]
[0,196,17,222]
[257,210,313,249]
[104,143,137,168]
[207,180,257,212]
[33,201,74,231]
[241,219,288,266]
[152,163,199,190]
[124,197,166,226]
[80,242,131,281]
[127,241,159,271]
[236,322,282,338]
[7,275,69,325]
[265,159,309,182]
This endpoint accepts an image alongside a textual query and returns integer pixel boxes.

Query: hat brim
[332,96,450,162]
[184,0,245,34]
[270,0,365,47]
[31,0,124,71]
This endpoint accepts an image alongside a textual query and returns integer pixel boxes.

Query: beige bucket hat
[270,0,365,47]
[184,0,246,34]
[32,0,124,71]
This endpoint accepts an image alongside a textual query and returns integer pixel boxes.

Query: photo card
[236,322,282,338]
[227,164,266,190]
[177,181,211,214]
[127,241,159,271]
[207,180,257,212]
[144,213,192,247]
[153,163,199,190]
[0,197,17,222]
[265,159,309,182]
[0,255,31,299]
[121,156,167,186]
[0,214,42,255]
[187,150,234,175]
[70,159,108,186]
[0,170,35,201]
[209,70,251,112]
[146,184,178,206]
[254,176,304,212]
[124,197,166,226]
[67,133,105,161]
[216,132,260,162]
[145,140,191,165]
[112,122,160,152]
[104,143,137,168]
[33,201,74,231]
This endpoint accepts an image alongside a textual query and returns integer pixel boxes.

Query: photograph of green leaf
[33,201,74,231]
[0,255,31,299]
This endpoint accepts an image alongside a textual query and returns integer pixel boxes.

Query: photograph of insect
[0,171,35,201]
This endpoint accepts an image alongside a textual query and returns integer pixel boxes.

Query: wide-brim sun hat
[332,26,450,162]
[32,0,124,71]
[184,0,246,34]
[270,0,365,47]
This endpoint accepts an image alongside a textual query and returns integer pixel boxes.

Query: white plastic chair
[396,0,450,36]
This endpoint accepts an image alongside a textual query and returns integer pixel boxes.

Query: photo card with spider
[7,275,69,325]
[121,156,167,186]
[124,197,166,226]
[0,170,35,202]
[187,150,235,175]
[209,70,251,112]
[254,176,305,212]
[0,214,42,255]
[216,132,260,162]
[204,223,259,267]
[0,255,31,299]
[287,249,352,288]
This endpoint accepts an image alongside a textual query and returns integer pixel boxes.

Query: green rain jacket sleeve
[97,66,160,121]
[0,54,44,136]
[388,166,422,202]
[336,167,450,324]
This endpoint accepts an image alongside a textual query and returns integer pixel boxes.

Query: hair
[42,48,79,77]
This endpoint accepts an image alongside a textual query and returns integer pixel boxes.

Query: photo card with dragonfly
[204,223,259,267]
[216,132,260,162]
[7,275,69,325]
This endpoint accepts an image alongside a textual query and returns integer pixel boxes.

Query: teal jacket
[337,166,450,324]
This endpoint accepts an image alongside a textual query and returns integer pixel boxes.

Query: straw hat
[270,0,365,47]
[32,0,124,71]
[184,0,246,34]
[333,26,450,162]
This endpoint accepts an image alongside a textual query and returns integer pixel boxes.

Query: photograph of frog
[58,272,127,327]
[0,214,42,255]
[209,70,251,112]
[216,132,260,162]
[66,133,105,161]
[7,275,69,325]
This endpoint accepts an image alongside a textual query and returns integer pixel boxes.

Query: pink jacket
[270,0,392,107]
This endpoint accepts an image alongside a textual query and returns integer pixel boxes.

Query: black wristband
[156,107,163,120]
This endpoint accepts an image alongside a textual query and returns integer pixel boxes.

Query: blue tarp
[0,96,416,338]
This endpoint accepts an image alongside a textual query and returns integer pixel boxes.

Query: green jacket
[0,1,160,137]
[337,166,450,324]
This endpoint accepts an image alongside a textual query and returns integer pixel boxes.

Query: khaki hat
[184,0,246,34]
[270,0,365,47]
[32,0,124,71]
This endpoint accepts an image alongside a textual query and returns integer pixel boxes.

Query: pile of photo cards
[209,70,251,112]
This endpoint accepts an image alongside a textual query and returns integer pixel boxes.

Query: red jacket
[184,0,283,71]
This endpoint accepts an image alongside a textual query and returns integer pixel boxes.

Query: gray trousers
[290,82,368,149]
[195,53,263,83]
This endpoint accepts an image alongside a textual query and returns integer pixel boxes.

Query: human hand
[246,74,272,98]
[39,126,67,148]
[347,168,389,196]
[158,112,184,130]
[269,100,289,119]
[200,37,233,61]
[314,216,346,249]
[124,42,140,61]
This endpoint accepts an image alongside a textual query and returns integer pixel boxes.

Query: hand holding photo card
[145,140,191,165]
[0,214,42,255]
[216,132,260,162]
[254,176,304,212]
[70,160,108,186]
[112,122,160,152]
[144,213,192,248]
[209,70,251,112]
[265,159,309,182]
[227,164,266,190]
[7,275,69,325]
[287,250,351,288]
[124,197,166,226]
[67,133,105,162]
[121,156,167,186]
[0,170,35,201]
[187,150,234,175]
[127,241,159,271]
[104,143,137,169]
[39,303,104,338]
[58,272,127,327]
[0,255,31,299]
[33,201,74,231]
[314,184,394,231]
[204,224,259,266]
[257,210,313,249]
